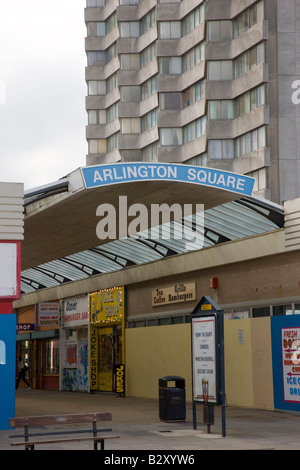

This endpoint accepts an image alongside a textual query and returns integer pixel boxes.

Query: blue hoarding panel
[271,315,300,413]
[0,314,16,430]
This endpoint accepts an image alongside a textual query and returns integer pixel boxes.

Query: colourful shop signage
[90,287,124,326]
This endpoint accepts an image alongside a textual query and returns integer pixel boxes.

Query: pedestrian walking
[16,356,31,390]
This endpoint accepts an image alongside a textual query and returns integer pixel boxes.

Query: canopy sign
[81,163,255,197]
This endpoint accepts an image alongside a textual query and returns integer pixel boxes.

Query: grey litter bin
[159,376,186,421]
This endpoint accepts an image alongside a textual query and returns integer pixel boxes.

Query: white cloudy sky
[0,0,87,190]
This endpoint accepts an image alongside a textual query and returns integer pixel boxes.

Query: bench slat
[9,412,112,427]
[10,435,120,447]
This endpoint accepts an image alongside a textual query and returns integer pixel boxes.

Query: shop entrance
[90,287,125,393]
[36,339,59,390]
[98,325,123,392]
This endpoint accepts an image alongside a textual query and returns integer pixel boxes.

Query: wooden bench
[9,412,120,450]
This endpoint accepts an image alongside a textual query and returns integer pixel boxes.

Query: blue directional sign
[0,314,16,430]
[81,163,255,197]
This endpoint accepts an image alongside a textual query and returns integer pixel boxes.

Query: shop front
[90,287,125,393]
[16,302,60,390]
[60,295,89,392]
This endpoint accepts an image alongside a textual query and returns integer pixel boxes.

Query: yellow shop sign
[90,286,124,325]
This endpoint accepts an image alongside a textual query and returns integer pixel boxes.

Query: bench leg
[25,444,34,450]
[94,439,104,451]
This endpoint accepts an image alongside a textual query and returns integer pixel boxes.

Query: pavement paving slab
[1,389,300,452]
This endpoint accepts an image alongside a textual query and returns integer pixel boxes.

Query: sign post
[191,296,226,437]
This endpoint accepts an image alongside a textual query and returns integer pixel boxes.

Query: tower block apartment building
[85,0,300,204]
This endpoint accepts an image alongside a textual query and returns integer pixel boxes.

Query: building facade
[84,0,300,204]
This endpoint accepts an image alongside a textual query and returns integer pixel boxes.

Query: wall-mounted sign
[281,326,300,404]
[16,323,35,332]
[152,282,196,307]
[115,364,125,395]
[90,287,124,326]
[0,241,21,300]
[38,302,60,327]
[90,326,98,391]
[81,163,255,196]
[63,295,89,328]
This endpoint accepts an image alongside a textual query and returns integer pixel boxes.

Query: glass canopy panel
[20,197,284,293]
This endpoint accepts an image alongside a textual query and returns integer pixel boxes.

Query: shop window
[172,316,184,324]
[252,306,270,317]
[45,340,59,374]
[134,320,145,328]
[158,317,170,325]
[295,304,300,315]
[273,305,293,316]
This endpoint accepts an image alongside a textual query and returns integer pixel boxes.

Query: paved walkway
[1,389,300,451]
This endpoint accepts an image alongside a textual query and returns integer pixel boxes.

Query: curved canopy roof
[21,164,284,294]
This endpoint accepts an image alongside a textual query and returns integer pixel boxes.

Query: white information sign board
[192,316,217,403]
[0,243,18,297]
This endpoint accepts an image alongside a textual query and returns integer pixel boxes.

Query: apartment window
[161,128,183,146]
[159,22,181,39]
[88,110,106,125]
[209,100,234,120]
[106,73,118,93]
[121,118,141,134]
[141,109,157,132]
[208,61,233,80]
[87,0,105,6]
[160,93,182,110]
[106,103,118,123]
[160,57,182,75]
[106,13,117,34]
[233,2,260,38]
[183,116,206,143]
[208,21,232,42]
[120,86,140,102]
[183,43,205,72]
[235,127,266,158]
[141,76,156,100]
[247,168,267,192]
[235,85,265,117]
[140,44,156,68]
[182,79,205,107]
[185,153,208,167]
[107,133,119,152]
[106,43,117,63]
[182,5,204,36]
[88,139,106,154]
[119,22,140,38]
[87,51,106,66]
[140,9,156,35]
[120,54,140,70]
[120,0,139,4]
[142,142,158,161]
[208,140,234,159]
[234,43,265,78]
[88,80,106,95]
[87,22,106,37]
